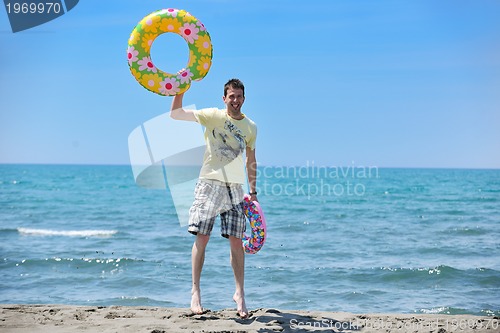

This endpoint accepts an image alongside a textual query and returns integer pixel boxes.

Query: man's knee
[195,234,210,248]
[228,235,243,249]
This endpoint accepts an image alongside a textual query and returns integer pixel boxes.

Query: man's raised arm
[170,92,197,122]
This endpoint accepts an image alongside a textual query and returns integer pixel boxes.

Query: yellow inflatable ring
[127,8,213,96]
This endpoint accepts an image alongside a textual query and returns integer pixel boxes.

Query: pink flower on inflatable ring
[127,46,139,66]
[165,8,178,17]
[159,77,180,95]
[196,20,206,32]
[178,68,194,84]
[138,57,157,73]
[180,23,199,44]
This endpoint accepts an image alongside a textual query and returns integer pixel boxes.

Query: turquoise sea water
[1,164,499,316]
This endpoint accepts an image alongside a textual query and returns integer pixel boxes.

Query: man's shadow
[235,308,362,333]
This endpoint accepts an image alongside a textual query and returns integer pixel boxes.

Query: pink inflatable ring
[242,194,267,254]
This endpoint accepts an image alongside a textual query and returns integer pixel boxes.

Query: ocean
[1,164,499,316]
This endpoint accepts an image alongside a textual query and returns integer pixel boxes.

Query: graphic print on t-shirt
[211,119,245,163]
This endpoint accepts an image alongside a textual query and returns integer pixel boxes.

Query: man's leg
[188,180,219,313]
[191,234,210,314]
[229,235,248,318]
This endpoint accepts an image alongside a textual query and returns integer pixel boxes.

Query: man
[170,78,258,318]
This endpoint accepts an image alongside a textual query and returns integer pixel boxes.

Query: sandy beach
[1,304,498,333]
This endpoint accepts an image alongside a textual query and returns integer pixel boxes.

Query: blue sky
[1,0,499,168]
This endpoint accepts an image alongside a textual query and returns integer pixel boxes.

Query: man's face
[223,87,245,113]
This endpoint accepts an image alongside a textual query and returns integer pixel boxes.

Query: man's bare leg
[191,234,210,314]
[229,235,248,318]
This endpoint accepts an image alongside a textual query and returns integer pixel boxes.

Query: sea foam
[17,228,117,237]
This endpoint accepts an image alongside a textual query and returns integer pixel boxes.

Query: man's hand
[246,147,257,202]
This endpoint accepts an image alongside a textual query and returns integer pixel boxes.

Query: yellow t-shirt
[194,108,257,184]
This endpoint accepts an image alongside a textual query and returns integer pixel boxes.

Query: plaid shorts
[188,179,246,239]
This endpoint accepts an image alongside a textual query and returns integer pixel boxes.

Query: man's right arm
[170,92,197,122]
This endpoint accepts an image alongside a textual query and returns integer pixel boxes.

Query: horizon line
[0,162,499,171]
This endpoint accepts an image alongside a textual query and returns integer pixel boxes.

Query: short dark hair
[224,78,245,97]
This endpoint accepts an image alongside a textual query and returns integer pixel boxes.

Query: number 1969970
[5,2,61,14]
